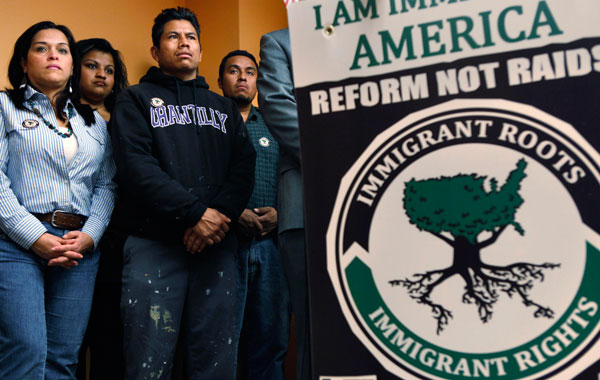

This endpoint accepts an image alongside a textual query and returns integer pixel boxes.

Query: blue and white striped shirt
[0,86,116,249]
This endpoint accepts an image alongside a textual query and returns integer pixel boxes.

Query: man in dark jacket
[111,7,255,379]
[258,28,311,380]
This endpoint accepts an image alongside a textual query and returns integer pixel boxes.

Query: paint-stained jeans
[0,222,99,380]
[236,235,290,380]
[121,233,241,380]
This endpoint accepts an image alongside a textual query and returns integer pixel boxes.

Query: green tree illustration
[391,159,559,334]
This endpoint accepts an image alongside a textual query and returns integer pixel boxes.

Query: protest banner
[285,0,600,378]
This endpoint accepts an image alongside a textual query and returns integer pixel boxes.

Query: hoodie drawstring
[193,80,200,135]
[174,78,182,108]
[174,77,201,135]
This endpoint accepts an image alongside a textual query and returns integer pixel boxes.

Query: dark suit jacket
[258,28,304,233]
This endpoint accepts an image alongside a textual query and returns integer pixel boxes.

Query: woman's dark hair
[74,38,129,113]
[152,7,201,48]
[6,21,95,125]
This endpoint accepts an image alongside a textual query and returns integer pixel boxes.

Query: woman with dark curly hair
[73,37,129,380]
[74,38,129,123]
[0,21,116,379]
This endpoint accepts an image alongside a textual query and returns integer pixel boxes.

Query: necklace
[27,99,75,138]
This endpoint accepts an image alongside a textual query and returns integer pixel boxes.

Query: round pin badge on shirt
[150,98,165,107]
[22,119,39,128]
[259,137,270,147]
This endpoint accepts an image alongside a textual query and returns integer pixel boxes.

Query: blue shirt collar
[24,85,40,101]
[24,85,73,110]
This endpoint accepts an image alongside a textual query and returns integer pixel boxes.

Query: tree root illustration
[390,262,560,334]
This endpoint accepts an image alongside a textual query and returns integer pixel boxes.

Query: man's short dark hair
[152,7,201,48]
[218,50,258,80]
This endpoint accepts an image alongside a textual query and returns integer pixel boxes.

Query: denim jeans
[237,234,290,380]
[121,233,242,380]
[0,222,99,380]
[76,225,126,380]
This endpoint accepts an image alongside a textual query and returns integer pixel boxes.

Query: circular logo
[22,119,39,128]
[259,137,271,147]
[150,97,165,107]
[327,99,600,379]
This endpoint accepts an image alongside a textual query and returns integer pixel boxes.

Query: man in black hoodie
[110,7,255,379]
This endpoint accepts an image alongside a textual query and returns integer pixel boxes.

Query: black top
[110,67,255,241]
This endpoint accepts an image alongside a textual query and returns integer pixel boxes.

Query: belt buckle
[50,210,67,228]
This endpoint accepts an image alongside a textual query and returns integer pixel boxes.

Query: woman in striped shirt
[0,21,116,379]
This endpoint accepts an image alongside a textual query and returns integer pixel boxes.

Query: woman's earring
[19,75,27,89]
[68,77,72,93]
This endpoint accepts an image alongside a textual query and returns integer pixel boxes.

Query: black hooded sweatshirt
[110,67,255,241]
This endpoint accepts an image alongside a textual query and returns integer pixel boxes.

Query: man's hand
[183,208,231,254]
[30,233,83,269]
[237,209,263,237]
[255,207,277,236]
[184,228,207,254]
[194,208,231,243]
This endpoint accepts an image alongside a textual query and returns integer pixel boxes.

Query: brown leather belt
[33,211,87,230]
